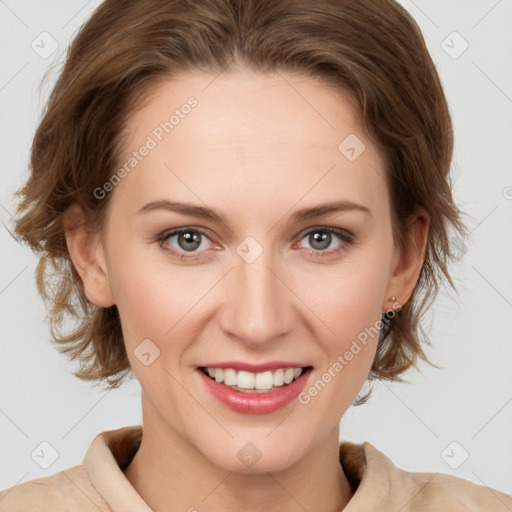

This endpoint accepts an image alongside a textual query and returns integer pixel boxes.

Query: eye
[296,227,353,258]
[156,227,215,260]
[155,225,354,261]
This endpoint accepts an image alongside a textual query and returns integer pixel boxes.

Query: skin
[64,69,429,512]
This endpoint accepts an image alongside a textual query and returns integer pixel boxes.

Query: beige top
[0,425,511,511]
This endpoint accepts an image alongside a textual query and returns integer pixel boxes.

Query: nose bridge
[219,241,291,345]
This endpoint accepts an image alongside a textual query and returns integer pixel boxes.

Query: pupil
[179,232,201,251]
[311,231,330,250]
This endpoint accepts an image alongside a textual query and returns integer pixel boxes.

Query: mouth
[198,365,313,393]
[197,364,314,414]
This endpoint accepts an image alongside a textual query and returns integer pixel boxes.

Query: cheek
[296,260,388,407]
[107,245,200,344]
[292,254,389,345]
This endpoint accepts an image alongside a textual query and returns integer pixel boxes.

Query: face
[67,69,426,473]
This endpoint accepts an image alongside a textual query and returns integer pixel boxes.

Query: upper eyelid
[160,225,352,248]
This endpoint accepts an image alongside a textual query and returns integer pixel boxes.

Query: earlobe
[384,207,430,310]
[63,203,115,308]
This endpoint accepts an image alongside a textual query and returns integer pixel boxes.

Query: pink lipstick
[197,365,313,415]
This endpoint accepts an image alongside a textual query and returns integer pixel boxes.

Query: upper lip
[198,361,312,373]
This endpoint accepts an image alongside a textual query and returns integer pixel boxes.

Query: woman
[1,0,511,510]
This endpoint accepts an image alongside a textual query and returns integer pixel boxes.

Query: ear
[63,203,115,308]
[383,207,429,312]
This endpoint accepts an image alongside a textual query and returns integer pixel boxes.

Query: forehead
[113,70,389,223]
[126,69,363,151]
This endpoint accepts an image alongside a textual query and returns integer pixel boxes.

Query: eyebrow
[136,199,371,226]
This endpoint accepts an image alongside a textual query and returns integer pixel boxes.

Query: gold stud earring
[390,296,396,302]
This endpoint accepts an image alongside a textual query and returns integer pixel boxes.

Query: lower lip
[198,368,312,415]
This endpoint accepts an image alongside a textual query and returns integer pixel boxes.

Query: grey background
[1,0,511,497]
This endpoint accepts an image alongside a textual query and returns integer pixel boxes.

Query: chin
[197,434,308,475]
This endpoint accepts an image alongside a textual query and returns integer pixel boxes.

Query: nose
[217,246,294,348]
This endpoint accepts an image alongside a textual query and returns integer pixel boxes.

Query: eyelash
[155,226,354,261]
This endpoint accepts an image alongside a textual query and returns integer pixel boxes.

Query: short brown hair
[11,0,468,403]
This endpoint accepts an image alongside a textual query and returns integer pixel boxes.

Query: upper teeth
[205,367,303,391]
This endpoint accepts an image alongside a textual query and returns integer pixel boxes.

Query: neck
[124,398,354,512]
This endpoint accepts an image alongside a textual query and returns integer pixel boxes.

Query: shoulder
[0,425,144,512]
[340,440,512,511]
[404,467,512,511]
[0,464,109,512]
